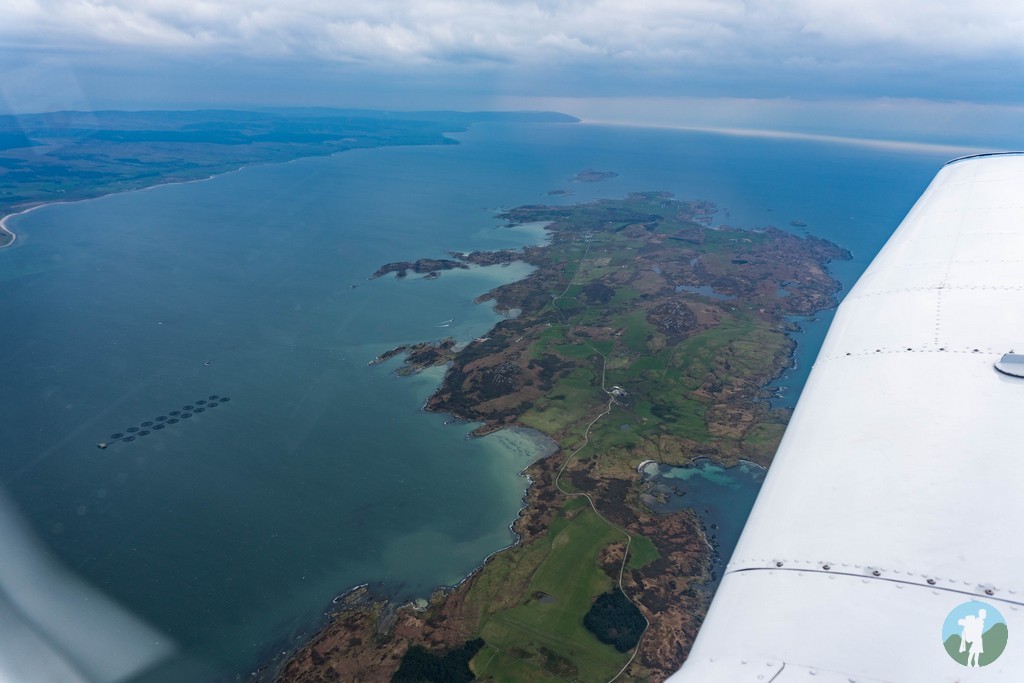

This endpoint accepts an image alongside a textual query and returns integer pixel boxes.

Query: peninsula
[278,192,849,681]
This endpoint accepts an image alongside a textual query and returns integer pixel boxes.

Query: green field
[380,191,847,681]
[467,503,633,681]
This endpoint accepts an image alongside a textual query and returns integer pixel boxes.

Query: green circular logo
[942,601,1008,667]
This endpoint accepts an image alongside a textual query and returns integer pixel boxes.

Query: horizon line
[577,119,996,158]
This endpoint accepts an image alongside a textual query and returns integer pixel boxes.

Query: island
[276,191,849,681]
[571,169,619,183]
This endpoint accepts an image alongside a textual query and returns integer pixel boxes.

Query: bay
[0,119,952,677]
[640,459,766,585]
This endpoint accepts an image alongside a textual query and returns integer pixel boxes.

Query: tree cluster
[583,590,646,652]
[391,638,486,683]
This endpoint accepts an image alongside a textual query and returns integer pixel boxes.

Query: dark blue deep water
[0,120,950,677]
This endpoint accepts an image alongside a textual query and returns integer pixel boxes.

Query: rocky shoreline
[369,248,536,281]
[276,191,849,681]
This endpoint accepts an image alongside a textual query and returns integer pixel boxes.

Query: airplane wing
[667,152,1024,682]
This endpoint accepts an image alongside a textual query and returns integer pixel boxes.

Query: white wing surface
[668,152,1024,682]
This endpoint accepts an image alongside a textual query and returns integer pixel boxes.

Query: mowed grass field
[468,500,633,681]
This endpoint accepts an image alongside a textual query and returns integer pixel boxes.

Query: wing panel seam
[726,567,1024,605]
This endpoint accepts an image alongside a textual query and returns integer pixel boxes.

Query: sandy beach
[0,203,56,249]
[0,205,41,250]
[0,212,18,247]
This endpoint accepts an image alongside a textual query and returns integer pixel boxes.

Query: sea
[0,120,955,678]
[640,459,767,587]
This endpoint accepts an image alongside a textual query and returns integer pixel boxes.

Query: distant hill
[943,622,1008,666]
[255,108,580,124]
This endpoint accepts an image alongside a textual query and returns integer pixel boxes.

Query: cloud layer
[3,0,1023,132]
[6,0,1024,68]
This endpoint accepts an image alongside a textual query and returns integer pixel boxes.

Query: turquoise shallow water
[0,121,953,677]
[641,460,766,585]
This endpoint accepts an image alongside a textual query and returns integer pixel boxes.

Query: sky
[2,0,1024,145]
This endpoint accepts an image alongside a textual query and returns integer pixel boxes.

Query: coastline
[270,357,791,681]
[0,125,493,252]
[0,112,502,253]
[276,193,850,681]
[0,113,938,681]
[0,166,251,250]
[0,216,14,247]
[0,111,576,254]
[3,134,848,678]
[0,205,35,248]
[262,423,560,682]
